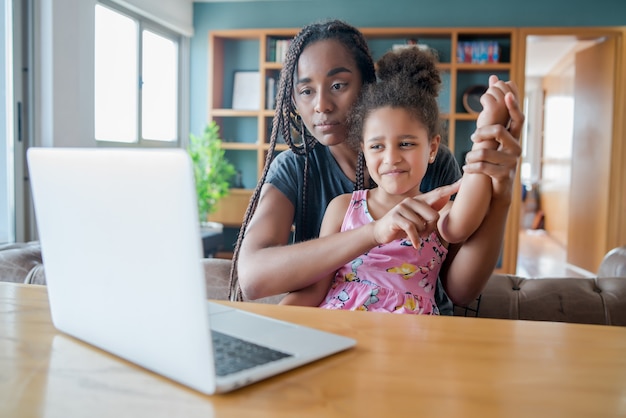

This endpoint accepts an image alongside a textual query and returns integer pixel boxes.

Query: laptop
[27,147,355,395]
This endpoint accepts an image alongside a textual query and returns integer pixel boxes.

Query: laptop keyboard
[211,330,293,377]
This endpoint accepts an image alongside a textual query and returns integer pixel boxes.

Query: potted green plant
[188,121,236,226]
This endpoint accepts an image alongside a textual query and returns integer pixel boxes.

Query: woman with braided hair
[230,19,523,313]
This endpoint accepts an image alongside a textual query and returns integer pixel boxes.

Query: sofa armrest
[598,246,626,278]
[0,241,46,285]
[201,258,284,304]
[478,274,626,326]
[201,258,232,300]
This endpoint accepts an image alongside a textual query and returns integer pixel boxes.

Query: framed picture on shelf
[232,71,260,110]
[392,38,430,52]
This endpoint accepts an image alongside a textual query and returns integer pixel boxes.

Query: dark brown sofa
[467,245,626,325]
[199,246,626,326]
[2,241,624,326]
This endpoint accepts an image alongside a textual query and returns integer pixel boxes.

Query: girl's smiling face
[293,39,363,147]
[362,106,440,198]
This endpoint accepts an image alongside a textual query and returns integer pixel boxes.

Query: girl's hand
[464,86,524,206]
[476,75,513,129]
[371,181,460,248]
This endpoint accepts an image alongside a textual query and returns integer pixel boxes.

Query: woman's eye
[400,142,416,148]
[298,88,311,96]
[331,82,346,91]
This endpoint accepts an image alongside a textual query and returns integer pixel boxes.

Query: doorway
[517,28,623,275]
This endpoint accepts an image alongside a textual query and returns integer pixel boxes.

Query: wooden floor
[515,229,594,278]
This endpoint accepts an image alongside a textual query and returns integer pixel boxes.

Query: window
[94,3,180,144]
[1,0,15,244]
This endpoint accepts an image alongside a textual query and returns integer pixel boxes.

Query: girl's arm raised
[437,75,511,244]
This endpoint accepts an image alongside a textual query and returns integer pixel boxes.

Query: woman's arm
[238,185,379,300]
[278,277,333,306]
[441,89,524,306]
[238,182,460,300]
[279,194,351,307]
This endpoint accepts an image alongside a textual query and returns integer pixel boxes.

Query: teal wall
[190,0,626,135]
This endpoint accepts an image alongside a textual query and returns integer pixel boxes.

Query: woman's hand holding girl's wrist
[464,86,524,206]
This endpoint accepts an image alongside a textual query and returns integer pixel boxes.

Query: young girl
[280,47,509,313]
[231,19,524,312]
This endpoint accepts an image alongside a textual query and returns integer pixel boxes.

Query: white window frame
[1,0,16,243]
[95,1,184,147]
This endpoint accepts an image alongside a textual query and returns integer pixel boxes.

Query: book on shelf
[267,38,291,63]
[457,41,500,64]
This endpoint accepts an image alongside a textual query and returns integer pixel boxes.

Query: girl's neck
[367,187,421,219]
[367,188,403,215]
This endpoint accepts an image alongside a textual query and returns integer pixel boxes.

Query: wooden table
[2,283,626,417]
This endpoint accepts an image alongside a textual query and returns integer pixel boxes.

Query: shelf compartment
[224,150,257,190]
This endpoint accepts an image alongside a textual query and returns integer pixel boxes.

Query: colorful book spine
[457,41,500,63]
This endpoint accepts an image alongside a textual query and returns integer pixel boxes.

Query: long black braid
[228,20,376,301]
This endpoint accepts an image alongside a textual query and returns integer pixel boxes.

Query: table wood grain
[2,283,625,417]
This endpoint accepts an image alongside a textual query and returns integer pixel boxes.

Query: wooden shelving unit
[207,27,518,268]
